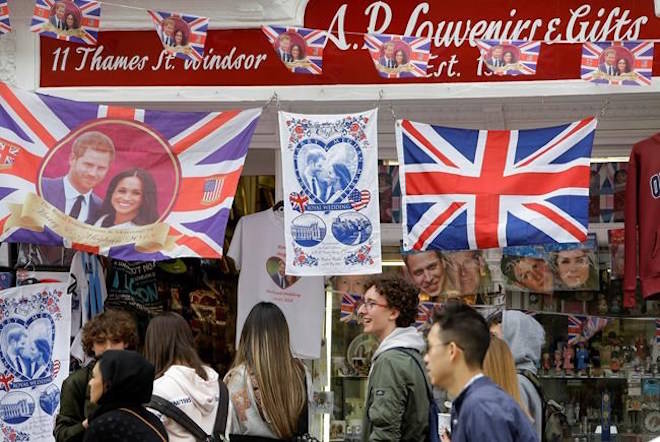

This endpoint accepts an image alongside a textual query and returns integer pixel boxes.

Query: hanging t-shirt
[228,209,325,359]
[68,252,107,363]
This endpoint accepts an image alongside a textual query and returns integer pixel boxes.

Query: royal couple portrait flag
[0,283,71,442]
[476,39,541,76]
[396,117,597,251]
[148,10,209,62]
[0,1,10,36]
[364,33,432,79]
[262,26,329,75]
[0,82,260,261]
[279,110,381,276]
[581,41,654,86]
[31,0,101,45]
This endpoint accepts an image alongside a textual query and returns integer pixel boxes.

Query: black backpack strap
[213,379,229,436]
[148,395,208,441]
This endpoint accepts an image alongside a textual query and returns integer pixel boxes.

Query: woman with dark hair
[144,313,231,442]
[225,302,310,440]
[83,350,168,442]
[290,44,304,61]
[503,51,515,65]
[95,168,158,228]
[616,58,630,75]
[174,29,186,47]
[550,248,598,290]
[325,162,351,203]
[394,49,407,67]
[65,12,78,30]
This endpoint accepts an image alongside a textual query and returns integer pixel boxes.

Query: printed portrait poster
[0,283,71,442]
[279,110,382,276]
[0,82,260,261]
[544,233,600,292]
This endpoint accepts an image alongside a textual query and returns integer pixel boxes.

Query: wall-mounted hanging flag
[364,33,431,78]
[262,26,329,75]
[475,39,541,75]
[31,0,100,45]
[581,41,653,86]
[396,118,597,251]
[0,1,10,36]
[148,10,209,62]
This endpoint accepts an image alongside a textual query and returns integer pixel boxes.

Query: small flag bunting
[31,0,100,45]
[148,10,209,62]
[567,314,585,345]
[581,41,653,86]
[415,302,442,331]
[262,26,329,75]
[0,1,11,35]
[340,292,363,324]
[364,33,431,79]
[476,39,541,75]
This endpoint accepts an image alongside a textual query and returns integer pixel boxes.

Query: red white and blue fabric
[415,302,442,330]
[581,316,609,342]
[31,0,100,45]
[147,10,208,62]
[475,39,540,75]
[567,314,585,345]
[364,33,431,78]
[656,319,660,346]
[262,26,328,75]
[0,1,10,35]
[581,41,653,86]
[396,118,597,251]
[340,292,362,324]
[0,82,260,261]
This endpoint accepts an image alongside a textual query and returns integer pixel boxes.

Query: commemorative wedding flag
[396,118,597,251]
[0,283,70,442]
[31,0,100,45]
[279,110,381,276]
[0,82,261,261]
[340,292,363,324]
[581,41,653,86]
[148,10,209,62]
[364,33,431,78]
[476,39,541,76]
[0,1,10,36]
[262,26,329,75]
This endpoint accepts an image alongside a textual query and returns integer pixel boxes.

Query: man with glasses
[425,302,538,442]
[358,275,431,441]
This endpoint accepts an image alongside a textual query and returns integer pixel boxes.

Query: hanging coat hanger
[272,200,284,212]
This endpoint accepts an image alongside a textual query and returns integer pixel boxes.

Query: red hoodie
[624,133,660,307]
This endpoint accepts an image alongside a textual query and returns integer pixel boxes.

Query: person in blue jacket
[424,301,538,442]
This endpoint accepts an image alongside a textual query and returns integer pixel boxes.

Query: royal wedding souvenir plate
[346,333,379,375]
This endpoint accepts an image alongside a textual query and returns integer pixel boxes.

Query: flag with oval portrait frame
[581,41,653,86]
[364,33,431,79]
[262,26,329,75]
[30,0,100,45]
[148,10,209,62]
[476,39,541,76]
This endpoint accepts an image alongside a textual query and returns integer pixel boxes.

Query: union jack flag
[0,1,10,35]
[581,41,653,86]
[567,314,585,345]
[148,10,209,62]
[340,292,362,324]
[475,39,541,76]
[289,191,309,213]
[0,82,260,260]
[262,26,329,75]
[31,0,100,45]
[656,319,660,346]
[0,138,19,168]
[416,302,442,331]
[349,189,371,211]
[364,33,431,79]
[396,118,596,251]
[581,316,609,341]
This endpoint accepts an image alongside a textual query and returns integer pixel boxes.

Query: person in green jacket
[358,275,431,442]
[54,309,138,442]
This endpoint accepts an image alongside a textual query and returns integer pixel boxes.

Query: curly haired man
[358,275,431,441]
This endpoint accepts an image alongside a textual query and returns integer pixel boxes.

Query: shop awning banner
[396,117,597,251]
[475,40,541,76]
[364,33,431,78]
[31,0,100,45]
[581,41,653,86]
[147,10,209,62]
[279,109,382,276]
[0,282,71,442]
[262,26,329,75]
[0,1,10,35]
[0,82,261,261]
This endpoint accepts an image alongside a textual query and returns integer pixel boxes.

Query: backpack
[147,379,229,442]
[517,369,567,442]
[393,348,441,442]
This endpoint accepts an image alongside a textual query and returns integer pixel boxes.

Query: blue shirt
[450,376,539,442]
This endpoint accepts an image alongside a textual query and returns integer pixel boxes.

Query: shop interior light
[590,156,629,163]
[382,260,405,266]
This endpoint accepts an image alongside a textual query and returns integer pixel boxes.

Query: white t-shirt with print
[228,209,324,359]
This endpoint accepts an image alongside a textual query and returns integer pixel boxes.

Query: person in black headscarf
[83,350,168,442]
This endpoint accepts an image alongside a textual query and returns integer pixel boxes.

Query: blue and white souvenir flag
[279,110,381,276]
[0,282,70,442]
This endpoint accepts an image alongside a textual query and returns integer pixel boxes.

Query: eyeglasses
[357,300,389,311]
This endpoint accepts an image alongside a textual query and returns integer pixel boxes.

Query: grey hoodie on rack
[502,310,545,441]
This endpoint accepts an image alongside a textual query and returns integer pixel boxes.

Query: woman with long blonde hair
[225,302,309,440]
[483,334,531,418]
